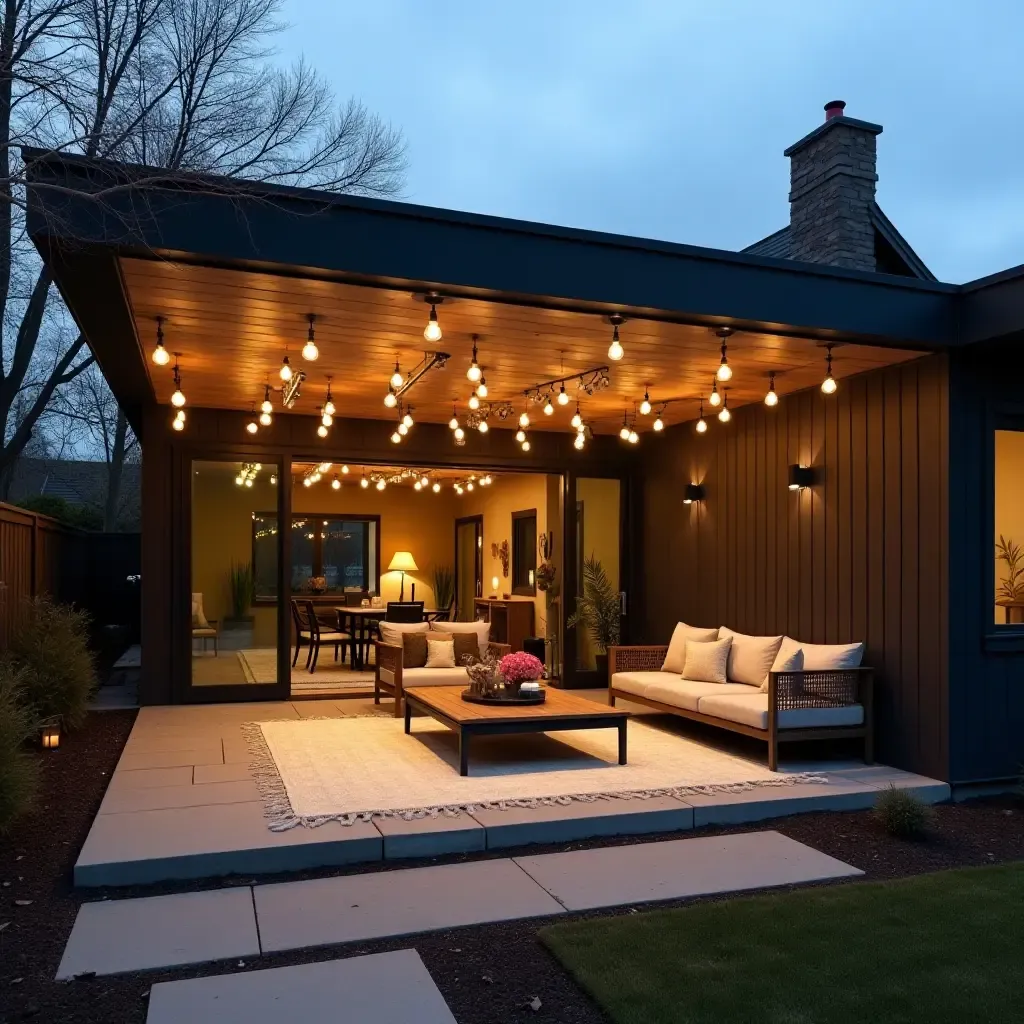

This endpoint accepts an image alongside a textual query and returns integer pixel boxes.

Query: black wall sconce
[683,482,706,504]
[788,464,816,490]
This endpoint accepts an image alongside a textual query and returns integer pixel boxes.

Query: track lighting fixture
[696,399,708,434]
[607,314,625,361]
[302,314,319,361]
[466,334,481,382]
[390,360,403,389]
[708,378,721,407]
[152,317,169,366]
[571,404,583,430]
[765,372,779,407]
[331,475,341,490]
[424,301,443,343]
[716,328,733,382]
[170,359,186,408]
[543,394,554,416]
[246,403,258,434]
[384,387,397,409]
[821,345,837,395]
[718,392,731,423]
[476,376,488,399]
[279,355,293,382]
[557,382,570,406]
[468,393,480,411]
[640,388,652,416]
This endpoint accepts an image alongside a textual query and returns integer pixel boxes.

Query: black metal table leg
[404,698,412,734]
[618,720,628,765]
[459,730,469,776]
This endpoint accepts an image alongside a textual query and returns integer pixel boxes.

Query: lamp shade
[388,551,419,572]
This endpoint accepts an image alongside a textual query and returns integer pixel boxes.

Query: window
[995,429,1024,626]
[252,514,379,599]
[512,508,537,596]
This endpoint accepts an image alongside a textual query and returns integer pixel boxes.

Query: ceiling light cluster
[391,404,415,445]
[385,349,449,410]
[234,463,261,487]
[302,462,333,488]
[152,319,187,431]
[523,366,610,426]
[453,473,493,496]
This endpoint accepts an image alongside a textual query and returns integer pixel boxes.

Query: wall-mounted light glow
[821,344,837,395]
[152,316,169,365]
[302,314,319,361]
[424,302,442,343]
[683,483,706,504]
[640,388,652,416]
[788,464,816,490]
[390,360,403,389]
[765,371,779,407]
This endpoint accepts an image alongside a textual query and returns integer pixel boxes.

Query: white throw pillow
[379,620,430,647]
[662,622,720,674]
[775,636,864,672]
[682,637,732,685]
[432,619,491,657]
[425,638,457,669]
[719,627,783,688]
[762,645,804,692]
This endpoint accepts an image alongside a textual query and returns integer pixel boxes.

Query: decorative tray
[460,688,546,706]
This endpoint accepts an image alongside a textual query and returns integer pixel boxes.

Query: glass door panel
[574,478,622,673]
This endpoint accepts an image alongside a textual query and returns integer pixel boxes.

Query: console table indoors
[473,598,535,651]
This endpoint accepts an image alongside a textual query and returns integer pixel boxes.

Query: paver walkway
[145,950,457,1024]
[58,830,862,979]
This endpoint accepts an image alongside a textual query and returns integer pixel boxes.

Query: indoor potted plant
[225,561,255,628]
[432,564,455,617]
[498,651,545,697]
[566,555,621,679]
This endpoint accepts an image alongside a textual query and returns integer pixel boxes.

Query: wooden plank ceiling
[123,258,924,434]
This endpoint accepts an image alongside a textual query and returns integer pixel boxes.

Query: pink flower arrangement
[499,651,545,683]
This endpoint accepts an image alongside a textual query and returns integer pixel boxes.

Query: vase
[503,679,522,698]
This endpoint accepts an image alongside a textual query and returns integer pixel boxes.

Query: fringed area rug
[242,717,827,830]
[237,649,376,689]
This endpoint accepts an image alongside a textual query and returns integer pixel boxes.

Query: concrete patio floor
[76,692,950,887]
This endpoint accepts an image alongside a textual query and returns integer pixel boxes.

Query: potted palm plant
[225,561,255,628]
[566,555,621,679]
[432,564,455,617]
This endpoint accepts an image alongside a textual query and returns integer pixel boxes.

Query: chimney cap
[824,100,846,120]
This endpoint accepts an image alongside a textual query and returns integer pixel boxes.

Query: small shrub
[0,663,40,833]
[9,596,97,730]
[873,784,934,839]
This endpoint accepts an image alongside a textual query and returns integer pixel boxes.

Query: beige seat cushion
[379,620,430,647]
[610,671,676,699]
[400,666,472,687]
[191,627,217,638]
[662,622,720,673]
[719,627,783,687]
[432,619,491,658]
[646,678,756,712]
[698,692,865,731]
[775,637,864,672]
[316,631,349,642]
[682,638,732,684]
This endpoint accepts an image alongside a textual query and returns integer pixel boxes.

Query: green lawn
[540,863,1024,1024]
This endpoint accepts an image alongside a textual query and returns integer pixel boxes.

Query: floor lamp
[387,551,419,601]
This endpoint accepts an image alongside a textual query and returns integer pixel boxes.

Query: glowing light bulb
[821,373,837,395]
[519,411,530,428]
[318,423,329,437]
[390,362,403,389]
[718,405,731,423]
[449,415,459,430]
[376,478,387,491]
[341,465,349,474]
[360,477,369,489]
[478,420,489,433]
[270,474,277,485]
[557,384,569,406]
[424,304,442,342]
[628,430,639,444]
[574,432,585,450]
[608,326,624,361]
[174,409,185,423]
[303,477,312,488]
[653,416,664,432]
[244,478,253,488]
[402,412,414,428]
[152,342,169,366]
[420,476,429,487]
[454,426,465,441]
[261,398,273,415]
[571,408,582,430]
[171,389,186,408]
[543,397,554,416]
[384,389,397,409]
[235,475,244,486]
[708,386,721,408]
[172,416,184,431]
[279,356,292,381]
[640,391,652,416]
[331,476,341,490]
[321,412,333,427]
[302,339,318,361]
[717,358,732,382]
[246,420,258,435]
[765,388,778,407]
[521,440,531,452]
[414,481,422,491]
[516,429,526,443]
[468,394,480,411]
[397,422,408,436]
[476,378,488,399]
[259,411,272,427]
[467,481,475,491]
[432,482,441,493]
[619,425,630,441]
[391,430,401,443]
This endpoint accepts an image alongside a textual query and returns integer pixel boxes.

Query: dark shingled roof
[742,203,936,282]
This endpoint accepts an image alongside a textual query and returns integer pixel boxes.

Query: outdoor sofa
[609,623,873,770]
[374,619,511,716]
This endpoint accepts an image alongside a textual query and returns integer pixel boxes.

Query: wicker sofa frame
[375,641,512,717]
[608,645,874,771]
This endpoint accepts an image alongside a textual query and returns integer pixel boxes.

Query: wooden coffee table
[403,685,630,776]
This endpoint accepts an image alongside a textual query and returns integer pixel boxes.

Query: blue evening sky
[280,0,1023,284]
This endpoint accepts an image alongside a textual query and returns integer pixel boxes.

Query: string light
[821,345,837,395]
[454,426,465,442]
[516,429,526,443]
[716,328,733,382]
[261,384,273,416]
[696,399,708,434]
[521,439,531,452]
[360,474,369,489]
[466,335,481,381]
[398,422,408,436]
[391,429,401,443]
[403,411,414,428]
[151,316,169,365]
[318,423,329,438]
[376,478,387,490]
[279,355,293,382]
[628,429,639,445]
[640,388,652,416]
[390,360,403,389]
[321,410,333,428]
[302,314,319,361]
[607,314,625,361]
[341,464,349,474]
[424,302,442,342]
[619,410,630,441]
[708,378,721,407]
[420,475,429,487]
[765,372,779,407]
[574,431,585,451]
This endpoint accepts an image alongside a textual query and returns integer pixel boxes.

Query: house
[24,100,1024,791]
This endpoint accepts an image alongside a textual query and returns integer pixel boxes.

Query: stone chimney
[784,100,883,272]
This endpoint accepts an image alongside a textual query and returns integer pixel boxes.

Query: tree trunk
[104,407,128,531]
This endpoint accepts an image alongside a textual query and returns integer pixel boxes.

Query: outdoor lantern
[41,721,60,750]
[683,483,706,504]
[788,464,816,490]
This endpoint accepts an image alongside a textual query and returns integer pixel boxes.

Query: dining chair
[385,601,425,623]
[291,599,352,672]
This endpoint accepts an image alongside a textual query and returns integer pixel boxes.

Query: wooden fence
[0,502,141,650]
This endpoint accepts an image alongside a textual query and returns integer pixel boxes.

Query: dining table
[333,606,442,671]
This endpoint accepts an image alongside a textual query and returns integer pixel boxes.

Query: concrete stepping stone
[514,829,862,911]
[56,887,260,979]
[254,857,564,952]
[146,950,456,1023]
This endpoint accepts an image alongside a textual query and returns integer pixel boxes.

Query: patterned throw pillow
[425,638,457,669]
[401,631,428,668]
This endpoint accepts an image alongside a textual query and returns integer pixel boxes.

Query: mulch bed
[2,710,1022,1023]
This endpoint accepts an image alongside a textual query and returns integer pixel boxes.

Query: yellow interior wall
[191,464,459,648]
[575,477,621,669]
[462,473,555,639]
[995,430,1024,621]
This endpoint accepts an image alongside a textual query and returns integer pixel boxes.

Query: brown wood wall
[639,354,950,778]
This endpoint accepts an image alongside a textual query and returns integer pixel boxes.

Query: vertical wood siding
[639,354,950,779]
